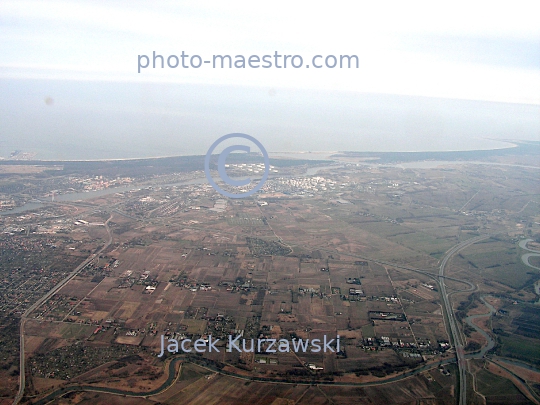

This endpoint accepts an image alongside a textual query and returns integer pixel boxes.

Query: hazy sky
[1,1,539,104]
[0,1,539,160]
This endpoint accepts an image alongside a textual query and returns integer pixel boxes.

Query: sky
[1,0,539,104]
[0,1,539,159]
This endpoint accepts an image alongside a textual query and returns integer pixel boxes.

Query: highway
[312,234,490,405]
[310,233,493,405]
[13,214,114,405]
[437,234,492,405]
[12,202,492,405]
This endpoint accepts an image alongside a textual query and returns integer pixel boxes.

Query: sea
[1,78,539,161]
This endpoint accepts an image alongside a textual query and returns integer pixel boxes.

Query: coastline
[0,139,530,164]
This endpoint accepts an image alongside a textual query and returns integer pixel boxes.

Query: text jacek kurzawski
[158,334,340,357]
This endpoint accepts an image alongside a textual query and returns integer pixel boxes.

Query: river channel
[464,296,497,359]
[1,164,342,216]
[519,239,540,271]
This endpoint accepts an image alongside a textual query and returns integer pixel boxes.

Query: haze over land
[1,3,540,405]
[1,147,539,405]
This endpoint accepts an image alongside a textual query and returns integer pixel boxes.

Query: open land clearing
[1,149,539,404]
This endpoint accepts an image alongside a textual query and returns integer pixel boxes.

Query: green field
[499,335,540,365]
[480,263,534,289]
[227,215,264,227]
[475,369,523,397]
[529,255,540,268]
[390,232,456,258]
[183,320,207,334]
[353,301,369,320]
[361,324,375,338]
[461,243,536,289]
[60,323,95,339]
[178,362,211,381]
[357,221,409,238]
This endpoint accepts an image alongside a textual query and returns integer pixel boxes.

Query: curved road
[438,234,492,405]
[28,233,489,405]
[13,214,114,405]
[14,207,493,405]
